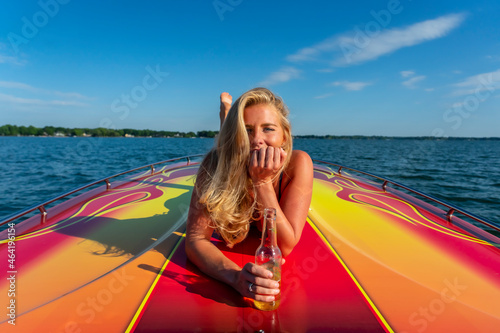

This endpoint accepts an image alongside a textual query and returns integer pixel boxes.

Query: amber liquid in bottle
[254,208,282,311]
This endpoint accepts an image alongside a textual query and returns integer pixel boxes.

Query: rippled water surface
[1,137,499,227]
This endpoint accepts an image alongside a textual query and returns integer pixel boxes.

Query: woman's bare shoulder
[290,150,313,167]
[286,150,313,176]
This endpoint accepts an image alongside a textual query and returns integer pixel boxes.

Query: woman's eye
[264,127,275,132]
[246,128,253,133]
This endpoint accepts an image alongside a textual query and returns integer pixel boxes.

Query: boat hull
[1,162,499,332]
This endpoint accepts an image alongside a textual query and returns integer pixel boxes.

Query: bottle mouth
[263,208,276,219]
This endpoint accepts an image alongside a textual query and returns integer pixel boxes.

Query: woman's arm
[250,149,313,257]
[185,188,280,301]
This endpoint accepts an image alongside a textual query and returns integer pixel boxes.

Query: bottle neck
[261,209,277,247]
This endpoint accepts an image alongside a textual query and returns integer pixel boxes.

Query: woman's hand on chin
[233,262,280,301]
[249,146,287,185]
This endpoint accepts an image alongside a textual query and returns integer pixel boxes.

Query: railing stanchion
[382,180,388,191]
[447,208,455,223]
[39,206,47,224]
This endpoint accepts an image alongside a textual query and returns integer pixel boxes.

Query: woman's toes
[220,92,232,105]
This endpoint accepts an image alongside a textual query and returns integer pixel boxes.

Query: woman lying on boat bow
[186,87,313,303]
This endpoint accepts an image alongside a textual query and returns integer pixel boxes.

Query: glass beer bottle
[254,208,282,311]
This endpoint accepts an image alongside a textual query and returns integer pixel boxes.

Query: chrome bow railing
[2,155,499,236]
[313,159,500,234]
[0,154,204,228]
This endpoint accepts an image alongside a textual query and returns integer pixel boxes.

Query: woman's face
[243,103,285,151]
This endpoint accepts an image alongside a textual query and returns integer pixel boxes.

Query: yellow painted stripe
[10,192,153,242]
[307,217,394,333]
[125,232,186,333]
[348,193,490,245]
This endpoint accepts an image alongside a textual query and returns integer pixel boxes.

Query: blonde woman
[186,87,313,303]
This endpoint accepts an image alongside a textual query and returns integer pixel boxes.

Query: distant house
[124,134,135,138]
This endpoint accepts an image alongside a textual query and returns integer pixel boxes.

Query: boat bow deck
[1,161,499,332]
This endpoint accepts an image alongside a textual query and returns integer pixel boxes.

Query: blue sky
[1,0,499,137]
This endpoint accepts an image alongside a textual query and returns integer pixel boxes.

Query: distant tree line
[0,124,219,138]
[1,124,497,140]
[293,135,499,140]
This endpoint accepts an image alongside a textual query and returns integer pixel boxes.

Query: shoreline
[1,125,499,140]
[1,135,499,140]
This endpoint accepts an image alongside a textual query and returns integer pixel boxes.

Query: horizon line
[1,124,498,139]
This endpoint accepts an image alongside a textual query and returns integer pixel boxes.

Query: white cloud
[260,13,464,87]
[400,70,415,78]
[0,43,26,65]
[287,47,320,62]
[53,91,88,99]
[402,75,426,89]
[399,70,428,89]
[259,67,301,86]
[0,81,90,110]
[0,54,25,66]
[287,13,465,67]
[331,81,372,91]
[0,80,89,100]
[0,93,88,107]
[0,81,36,91]
[314,92,335,99]
[451,101,465,108]
[451,69,500,96]
[316,68,335,73]
[454,69,500,87]
[485,55,500,62]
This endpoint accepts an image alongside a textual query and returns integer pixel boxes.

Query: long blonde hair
[195,87,293,247]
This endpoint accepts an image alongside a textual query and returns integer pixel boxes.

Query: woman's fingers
[241,263,280,300]
[249,147,286,184]
[260,146,283,170]
[250,149,257,168]
[251,285,280,302]
[280,147,287,163]
[264,146,275,169]
[260,149,265,167]
[273,147,282,169]
[261,147,271,169]
[243,262,272,279]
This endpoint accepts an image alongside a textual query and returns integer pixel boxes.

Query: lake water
[1,137,499,230]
